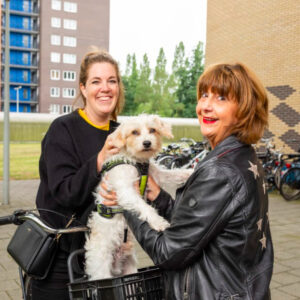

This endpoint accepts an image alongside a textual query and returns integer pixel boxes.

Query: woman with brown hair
[33,48,124,299]
[120,62,274,299]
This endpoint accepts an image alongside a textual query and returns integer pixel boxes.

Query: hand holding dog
[146,176,161,202]
[100,180,141,206]
[97,135,120,173]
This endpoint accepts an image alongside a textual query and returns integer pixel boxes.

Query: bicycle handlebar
[0,215,16,225]
[0,210,90,234]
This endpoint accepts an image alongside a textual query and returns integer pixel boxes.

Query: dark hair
[197,62,268,144]
[76,47,125,121]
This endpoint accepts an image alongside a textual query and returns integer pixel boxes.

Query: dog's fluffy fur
[84,114,193,280]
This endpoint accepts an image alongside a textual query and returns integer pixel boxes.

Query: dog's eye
[132,130,139,135]
[149,128,156,134]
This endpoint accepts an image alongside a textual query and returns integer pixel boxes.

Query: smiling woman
[32,48,126,300]
[122,62,273,300]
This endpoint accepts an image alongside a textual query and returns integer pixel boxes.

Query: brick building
[205,0,300,151]
[1,0,110,114]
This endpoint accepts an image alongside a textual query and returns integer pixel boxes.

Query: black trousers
[31,251,70,300]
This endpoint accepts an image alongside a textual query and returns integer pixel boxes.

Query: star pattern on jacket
[260,232,267,249]
[257,218,263,231]
[248,161,259,179]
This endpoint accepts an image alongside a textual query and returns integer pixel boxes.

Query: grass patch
[0,143,41,180]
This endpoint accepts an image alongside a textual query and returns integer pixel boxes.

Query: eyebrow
[90,76,117,81]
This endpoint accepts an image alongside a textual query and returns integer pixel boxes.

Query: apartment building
[1,0,110,113]
[205,0,299,151]
[1,0,39,112]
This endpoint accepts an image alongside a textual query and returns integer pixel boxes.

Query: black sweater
[36,110,118,251]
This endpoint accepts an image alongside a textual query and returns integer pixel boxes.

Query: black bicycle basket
[68,266,164,300]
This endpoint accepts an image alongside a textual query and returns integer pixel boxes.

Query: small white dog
[84,114,193,280]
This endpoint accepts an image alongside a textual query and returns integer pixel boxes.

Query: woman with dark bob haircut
[102,62,274,299]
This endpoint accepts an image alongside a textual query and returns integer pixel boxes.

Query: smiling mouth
[203,117,217,124]
[97,96,112,101]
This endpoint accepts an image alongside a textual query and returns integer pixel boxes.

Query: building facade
[1,0,39,112]
[205,0,300,151]
[1,0,109,113]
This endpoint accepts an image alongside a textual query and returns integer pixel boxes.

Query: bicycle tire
[274,167,282,190]
[280,167,300,201]
[156,155,174,169]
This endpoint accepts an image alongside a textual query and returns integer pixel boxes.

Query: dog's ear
[153,116,173,139]
[109,126,126,148]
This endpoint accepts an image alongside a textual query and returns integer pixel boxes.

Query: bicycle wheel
[274,167,282,190]
[156,155,174,169]
[280,167,300,201]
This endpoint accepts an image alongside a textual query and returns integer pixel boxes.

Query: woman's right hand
[146,176,161,202]
[97,135,120,172]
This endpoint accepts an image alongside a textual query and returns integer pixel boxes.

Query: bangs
[197,64,241,100]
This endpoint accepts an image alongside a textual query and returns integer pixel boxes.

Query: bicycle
[0,209,89,300]
[1,209,165,300]
[279,158,300,201]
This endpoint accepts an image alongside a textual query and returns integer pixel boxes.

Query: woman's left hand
[100,180,118,206]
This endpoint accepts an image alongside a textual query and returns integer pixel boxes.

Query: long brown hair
[197,62,268,144]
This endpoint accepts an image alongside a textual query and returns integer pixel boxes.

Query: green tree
[152,48,170,115]
[122,54,139,115]
[175,41,204,117]
[134,54,154,114]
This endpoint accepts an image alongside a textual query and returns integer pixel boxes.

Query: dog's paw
[149,217,170,232]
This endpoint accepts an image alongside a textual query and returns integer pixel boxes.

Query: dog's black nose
[143,140,151,148]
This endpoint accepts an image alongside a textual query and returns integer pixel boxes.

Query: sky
[109,0,207,73]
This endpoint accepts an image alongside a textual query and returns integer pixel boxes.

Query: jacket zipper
[183,267,191,300]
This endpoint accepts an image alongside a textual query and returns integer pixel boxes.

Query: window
[63,88,76,98]
[51,52,61,63]
[63,105,73,114]
[23,0,30,12]
[50,87,60,97]
[63,71,76,81]
[51,17,61,28]
[23,18,29,29]
[49,104,60,114]
[63,36,76,47]
[51,35,61,46]
[63,19,77,30]
[23,35,29,47]
[51,0,61,10]
[23,70,28,82]
[23,53,29,64]
[23,88,28,99]
[64,2,77,13]
[50,69,60,80]
[63,53,76,64]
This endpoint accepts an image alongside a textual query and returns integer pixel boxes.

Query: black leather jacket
[125,136,274,300]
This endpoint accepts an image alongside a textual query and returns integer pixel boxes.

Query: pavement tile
[0,291,11,300]
[280,259,300,270]
[6,289,22,300]
[278,283,300,298]
[271,289,298,300]
[273,262,292,274]
[272,272,300,285]
[289,269,300,277]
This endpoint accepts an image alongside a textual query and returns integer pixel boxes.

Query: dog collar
[101,158,134,175]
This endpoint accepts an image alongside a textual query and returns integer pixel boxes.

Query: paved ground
[0,180,300,299]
